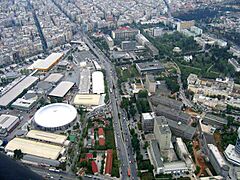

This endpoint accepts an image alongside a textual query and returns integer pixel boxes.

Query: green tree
[13,149,23,159]
[68,55,73,61]
[138,90,148,98]
[143,141,149,149]
[195,165,201,175]
[129,105,136,117]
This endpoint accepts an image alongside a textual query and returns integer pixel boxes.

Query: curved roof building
[92,71,104,94]
[34,103,77,131]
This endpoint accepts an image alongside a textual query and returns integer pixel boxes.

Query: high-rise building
[142,112,155,133]
[145,74,156,93]
[154,116,171,151]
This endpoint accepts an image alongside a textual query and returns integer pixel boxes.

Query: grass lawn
[105,129,116,150]
[141,172,154,180]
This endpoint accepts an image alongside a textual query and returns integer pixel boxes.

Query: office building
[145,74,156,93]
[136,34,149,46]
[136,61,164,74]
[175,138,195,172]
[154,116,171,151]
[202,114,228,129]
[111,27,140,40]
[155,104,191,124]
[177,20,195,31]
[208,144,229,178]
[121,41,136,51]
[150,95,183,111]
[163,118,196,140]
[105,35,114,49]
[145,42,159,57]
[142,112,155,133]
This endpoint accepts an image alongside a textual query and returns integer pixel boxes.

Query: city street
[82,33,138,179]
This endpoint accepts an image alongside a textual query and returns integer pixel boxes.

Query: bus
[128,168,131,177]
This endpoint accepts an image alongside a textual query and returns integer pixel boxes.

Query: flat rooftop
[79,69,90,94]
[44,73,64,83]
[166,118,196,135]
[224,144,240,166]
[203,113,228,125]
[26,130,67,145]
[150,140,163,167]
[49,81,74,98]
[208,144,227,168]
[0,76,38,107]
[150,95,183,110]
[0,114,19,129]
[136,61,164,71]
[5,137,64,160]
[74,94,103,106]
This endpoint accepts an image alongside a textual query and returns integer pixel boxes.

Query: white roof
[176,137,189,155]
[49,81,74,97]
[92,71,104,94]
[0,114,19,129]
[44,73,64,83]
[5,137,64,160]
[29,53,63,70]
[93,60,101,70]
[142,112,155,120]
[208,144,226,167]
[34,103,77,128]
[12,97,37,109]
[79,69,90,94]
[74,94,102,106]
[26,130,67,145]
[0,76,38,107]
[224,144,240,165]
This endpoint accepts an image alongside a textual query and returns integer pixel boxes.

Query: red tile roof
[80,158,86,163]
[99,137,105,146]
[91,161,98,174]
[119,26,129,31]
[86,153,93,159]
[105,149,113,175]
[98,128,104,136]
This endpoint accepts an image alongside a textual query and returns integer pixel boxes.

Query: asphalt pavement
[82,33,138,180]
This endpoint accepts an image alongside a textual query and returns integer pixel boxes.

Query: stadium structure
[34,103,77,131]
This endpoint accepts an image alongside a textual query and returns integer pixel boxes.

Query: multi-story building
[145,74,156,93]
[228,58,240,72]
[121,41,136,51]
[150,95,183,111]
[105,35,114,49]
[136,34,149,46]
[177,20,195,31]
[207,144,229,178]
[145,42,159,57]
[136,61,164,75]
[164,118,196,140]
[111,27,140,40]
[155,104,191,124]
[142,112,155,133]
[154,116,171,151]
[202,114,228,129]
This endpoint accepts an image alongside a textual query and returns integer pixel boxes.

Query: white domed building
[34,103,77,131]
